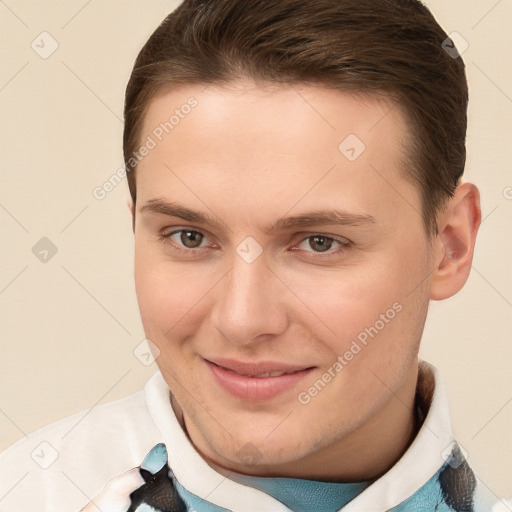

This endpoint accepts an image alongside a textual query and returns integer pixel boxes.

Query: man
[0,0,503,510]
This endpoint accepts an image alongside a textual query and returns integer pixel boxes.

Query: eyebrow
[139,197,376,233]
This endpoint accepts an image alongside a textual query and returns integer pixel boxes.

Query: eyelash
[158,228,352,258]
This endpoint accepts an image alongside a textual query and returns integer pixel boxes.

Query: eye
[161,229,211,251]
[294,235,351,255]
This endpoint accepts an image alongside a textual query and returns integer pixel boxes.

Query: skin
[124,81,481,485]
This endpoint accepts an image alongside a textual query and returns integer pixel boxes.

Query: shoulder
[0,379,163,511]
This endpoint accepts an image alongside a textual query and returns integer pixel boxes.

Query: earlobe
[429,183,481,301]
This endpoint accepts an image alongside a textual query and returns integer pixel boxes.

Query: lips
[204,357,315,402]
[229,369,296,378]
[207,357,312,376]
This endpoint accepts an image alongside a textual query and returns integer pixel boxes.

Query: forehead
[136,81,421,234]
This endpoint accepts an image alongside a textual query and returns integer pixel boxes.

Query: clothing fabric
[0,360,501,511]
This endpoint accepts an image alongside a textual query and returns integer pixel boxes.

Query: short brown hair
[123,0,468,236]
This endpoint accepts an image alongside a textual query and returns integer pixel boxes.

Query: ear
[429,182,481,300]
[127,197,135,234]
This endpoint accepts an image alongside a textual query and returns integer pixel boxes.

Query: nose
[210,250,289,346]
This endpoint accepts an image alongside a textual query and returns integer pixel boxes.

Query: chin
[208,420,322,469]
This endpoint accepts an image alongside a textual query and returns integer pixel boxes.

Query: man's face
[133,81,434,473]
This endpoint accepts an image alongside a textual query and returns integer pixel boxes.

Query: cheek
[286,261,406,336]
[294,273,425,426]
[286,244,429,369]
[134,241,214,340]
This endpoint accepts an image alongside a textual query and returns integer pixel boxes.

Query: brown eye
[293,234,352,257]
[179,230,204,248]
[308,236,334,253]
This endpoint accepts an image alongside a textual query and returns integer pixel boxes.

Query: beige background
[1,0,511,501]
